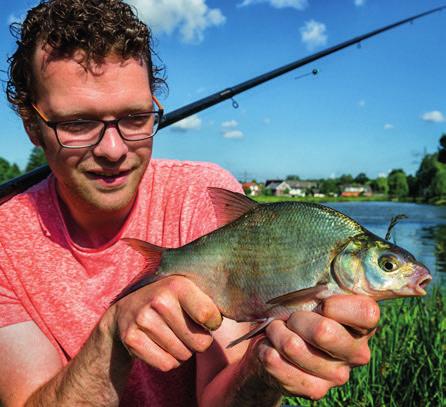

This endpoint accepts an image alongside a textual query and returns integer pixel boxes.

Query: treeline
[0,147,47,184]
[318,133,446,202]
[1,136,446,203]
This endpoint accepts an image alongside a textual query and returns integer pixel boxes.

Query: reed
[283,287,446,407]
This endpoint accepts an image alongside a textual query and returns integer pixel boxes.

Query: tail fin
[112,238,166,304]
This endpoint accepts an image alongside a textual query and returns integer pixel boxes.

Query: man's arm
[0,321,63,406]
[0,275,225,406]
[0,277,379,407]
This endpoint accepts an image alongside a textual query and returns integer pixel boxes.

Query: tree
[415,153,441,199]
[354,172,369,184]
[285,175,300,181]
[5,163,21,180]
[388,169,409,198]
[406,174,418,198]
[438,133,446,164]
[0,157,22,183]
[430,170,446,198]
[0,157,10,183]
[338,174,353,185]
[370,177,388,195]
[320,178,338,195]
[26,147,47,172]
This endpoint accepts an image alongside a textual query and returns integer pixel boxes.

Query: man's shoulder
[149,159,237,187]
[0,176,52,231]
[151,158,231,177]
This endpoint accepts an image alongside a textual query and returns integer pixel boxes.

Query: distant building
[265,179,318,197]
[242,182,261,196]
[340,184,373,197]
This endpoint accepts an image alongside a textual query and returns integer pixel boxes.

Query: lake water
[324,201,446,287]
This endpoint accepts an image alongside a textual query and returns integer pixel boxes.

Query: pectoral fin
[112,238,167,304]
[226,317,274,348]
[267,285,328,306]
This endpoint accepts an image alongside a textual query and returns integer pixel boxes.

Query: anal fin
[226,317,274,348]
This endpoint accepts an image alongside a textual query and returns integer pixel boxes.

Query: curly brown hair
[7,0,166,123]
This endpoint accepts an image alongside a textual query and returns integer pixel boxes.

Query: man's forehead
[33,44,145,79]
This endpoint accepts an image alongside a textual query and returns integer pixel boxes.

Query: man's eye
[59,121,98,133]
[123,115,151,128]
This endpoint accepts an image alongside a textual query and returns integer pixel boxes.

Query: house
[265,179,319,197]
[242,182,261,196]
[340,184,373,197]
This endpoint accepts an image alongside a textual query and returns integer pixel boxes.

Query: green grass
[253,195,390,204]
[283,288,446,407]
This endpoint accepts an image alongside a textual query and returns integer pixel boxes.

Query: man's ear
[24,120,42,147]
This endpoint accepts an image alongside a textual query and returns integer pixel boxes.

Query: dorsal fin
[207,187,259,228]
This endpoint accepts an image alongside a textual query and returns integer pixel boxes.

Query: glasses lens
[119,113,160,140]
[57,120,103,147]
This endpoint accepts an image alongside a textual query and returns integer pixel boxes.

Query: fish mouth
[413,274,432,296]
[401,264,432,297]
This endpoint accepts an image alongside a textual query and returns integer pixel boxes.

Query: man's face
[30,48,154,215]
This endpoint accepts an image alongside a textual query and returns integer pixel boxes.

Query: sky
[0,0,445,182]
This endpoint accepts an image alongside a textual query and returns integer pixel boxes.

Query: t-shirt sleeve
[0,249,31,328]
[185,165,244,243]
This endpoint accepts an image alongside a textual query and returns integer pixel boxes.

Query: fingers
[115,276,221,371]
[286,311,371,365]
[135,307,193,362]
[253,295,380,400]
[257,340,338,400]
[321,295,380,333]
[144,289,214,352]
[170,277,223,331]
[265,320,350,385]
[122,327,182,372]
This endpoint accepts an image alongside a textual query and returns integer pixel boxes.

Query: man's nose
[92,124,128,161]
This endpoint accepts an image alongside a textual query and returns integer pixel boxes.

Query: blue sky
[0,0,445,182]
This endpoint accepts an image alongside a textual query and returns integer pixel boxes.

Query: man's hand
[112,275,222,372]
[255,295,380,400]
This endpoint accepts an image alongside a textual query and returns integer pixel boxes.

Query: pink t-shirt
[0,159,243,406]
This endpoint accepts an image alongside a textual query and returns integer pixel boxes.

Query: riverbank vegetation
[284,288,445,407]
[244,133,446,205]
[2,135,446,205]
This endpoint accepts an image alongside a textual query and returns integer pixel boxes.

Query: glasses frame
[31,96,164,149]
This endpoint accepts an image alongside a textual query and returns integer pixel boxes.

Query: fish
[115,187,432,347]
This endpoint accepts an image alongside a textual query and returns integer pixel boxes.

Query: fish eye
[378,255,400,272]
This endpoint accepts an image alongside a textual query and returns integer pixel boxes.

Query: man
[0,1,379,406]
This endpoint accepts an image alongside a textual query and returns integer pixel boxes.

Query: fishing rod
[0,5,444,204]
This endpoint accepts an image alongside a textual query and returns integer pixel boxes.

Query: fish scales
[156,201,364,321]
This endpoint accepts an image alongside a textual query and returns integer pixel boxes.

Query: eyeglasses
[31,96,164,149]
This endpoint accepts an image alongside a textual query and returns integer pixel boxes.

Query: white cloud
[354,0,366,6]
[300,20,327,51]
[7,14,23,25]
[127,0,225,44]
[223,130,244,139]
[421,110,445,123]
[171,114,202,131]
[358,99,366,108]
[221,120,239,129]
[238,0,308,10]
[384,123,394,130]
